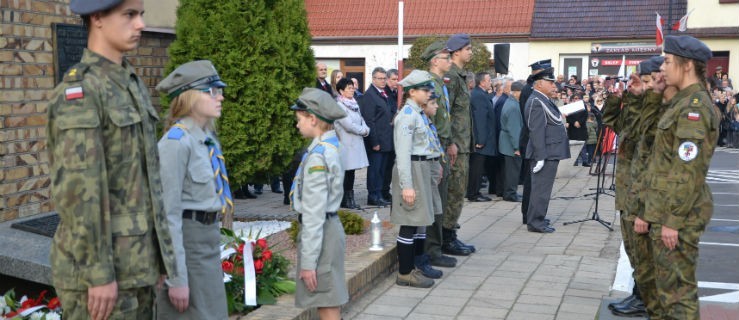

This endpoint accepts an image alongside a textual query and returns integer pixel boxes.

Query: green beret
[290,88,347,123]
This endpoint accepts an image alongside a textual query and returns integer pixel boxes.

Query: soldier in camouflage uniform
[46,0,176,319]
[601,71,647,316]
[420,40,458,268]
[441,34,476,256]
[642,35,718,320]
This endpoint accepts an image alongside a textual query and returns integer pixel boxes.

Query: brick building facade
[0,0,174,222]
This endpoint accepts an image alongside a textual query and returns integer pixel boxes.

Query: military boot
[441,228,471,256]
[346,191,360,209]
[414,254,443,279]
[611,298,646,317]
[396,269,434,288]
[429,254,457,268]
[609,286,640,310]
[452,230,476,253]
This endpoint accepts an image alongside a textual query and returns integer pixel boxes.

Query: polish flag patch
[687,112,700,121]
[65,86,84,100]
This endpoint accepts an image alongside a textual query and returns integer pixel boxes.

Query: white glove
[532,160,544,173]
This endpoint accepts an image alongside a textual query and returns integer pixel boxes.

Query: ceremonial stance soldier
[601,61,649,316]
[442,33,476,255]
[46,0,177,318]
[421,41,458,268]
[155,61,230,319]
[524,68,570,233]
[640,35,718,320]
[290,88,349,320]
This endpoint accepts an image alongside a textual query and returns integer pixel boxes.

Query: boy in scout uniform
[290,88,349,320]
[642,35,718,320]
[392,70,443,288]
[46,0,176,319]
[155,61,230,319]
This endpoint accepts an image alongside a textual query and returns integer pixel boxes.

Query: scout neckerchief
[421,111,445,162]
[289,135,340,210]
[204,136,234,216]
[442,84,451,114]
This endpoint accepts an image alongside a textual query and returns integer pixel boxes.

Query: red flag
[656,12,665,46]
[672,9,692,32]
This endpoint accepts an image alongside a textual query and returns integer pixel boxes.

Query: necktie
[205,137,233,216]
[380,90,388,99]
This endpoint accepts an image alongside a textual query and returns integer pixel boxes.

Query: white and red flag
[672,9,694,32]
[656,12,665,46]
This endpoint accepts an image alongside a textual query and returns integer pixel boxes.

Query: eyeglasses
[200,87,223,98]
[434,55,451,61]
[373,77,387,80]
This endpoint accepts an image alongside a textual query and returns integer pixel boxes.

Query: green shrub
[288,210,366,243]
[165,0,314,185]
[407,35,493,73]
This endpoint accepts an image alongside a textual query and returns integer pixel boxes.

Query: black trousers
[466,153,487,198]
[527,160,559,229]
[521,158,531,216]
[486,155,504,196]
[502,155,522,200]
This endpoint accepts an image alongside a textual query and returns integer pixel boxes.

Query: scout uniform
[643,35,718,320]
[289,88,350,308]
[392,70,441,288]
[442,34,476,255]
[155,61,230,319]
[420,41,456,267]
[46,1,176,318]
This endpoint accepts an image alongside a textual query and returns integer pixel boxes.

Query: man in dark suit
[467,72,495,202]
[488,78,509,197]
[315,62,332,95]
[359,67,394,206]
[520,59,551,224]
[524,68,570,233]
[383,69,400,201]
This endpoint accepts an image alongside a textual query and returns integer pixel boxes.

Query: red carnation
[256,238,268,250]
[237,243,245,255]
[262,250,273,261]
[47,297,60,310]
[254,259,264,274]
[221,260,234,273]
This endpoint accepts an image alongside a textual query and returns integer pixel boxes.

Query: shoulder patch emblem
[678,141,698,162]
[65,86,84,100]
[687,112,700,121]
[404,107,413,115]
[167,126,186,140]
[308,165,326,174]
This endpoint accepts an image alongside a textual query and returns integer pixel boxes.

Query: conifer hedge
[407,35,493,73]
[165,0,314,185]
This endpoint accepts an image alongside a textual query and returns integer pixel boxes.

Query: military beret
[290,88,347,123]
[649,56,665,73]
[157,60,227,99]
[399,70,434,90]
[663,35,712,63]
[529,59,552,71]
[531,67,556,81]
[511,81,525,92]
[638,59,653,76]
[446,33,471,52]
[70,0,123,15]
[421,40,450,62]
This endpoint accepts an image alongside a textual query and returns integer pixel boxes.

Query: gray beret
[663,35,712,63]
[446,33,471,52]
[638,59,653,76]
[399,70,434,90]
[529,59,552,71]
[421,40,450,62]
[70,0,122,15]
[649,56,665,73]
[511,81,525,92]
[157,60,227,99]
[290,88,347,123]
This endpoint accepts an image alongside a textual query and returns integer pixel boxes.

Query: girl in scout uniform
[290,88,349,320]
[155,60,230,319]
[392,70,444,288]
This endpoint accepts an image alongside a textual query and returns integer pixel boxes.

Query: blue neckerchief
[289,135,340,210]
[205,137,233,215]
[442,84,451,113]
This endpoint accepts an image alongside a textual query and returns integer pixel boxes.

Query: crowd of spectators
[709,66,739,148]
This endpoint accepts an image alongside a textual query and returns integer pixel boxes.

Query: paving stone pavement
[341,156,622,320]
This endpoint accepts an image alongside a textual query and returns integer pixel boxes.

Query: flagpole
[667,0,673,35]
[397,0,404,108]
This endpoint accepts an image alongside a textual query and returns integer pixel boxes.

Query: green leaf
[257,290,277,305]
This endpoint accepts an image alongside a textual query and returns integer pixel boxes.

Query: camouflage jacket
[429,72,451,146]
[643,83,719,229]
[603,92,643,212]
[46,49,176,290]
[629,90,667,204]
[445,63,472,153]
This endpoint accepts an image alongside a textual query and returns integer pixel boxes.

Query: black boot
[340,194,350,209]
[346,191,360,209]
[441,228,471,256]
[611,298,647,317]
[609,285,640,310]
[452,230,476,253]
[414,254,442,279]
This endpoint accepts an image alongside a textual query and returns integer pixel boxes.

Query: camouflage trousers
[425,158,450,258]
[443,153,469,230]
[57,286,154,319]
[650,224,705,320]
